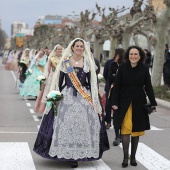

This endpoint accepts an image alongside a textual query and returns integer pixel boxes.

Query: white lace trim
[49,87,100,159]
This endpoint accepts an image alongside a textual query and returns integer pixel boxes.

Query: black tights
[122,134,139,162]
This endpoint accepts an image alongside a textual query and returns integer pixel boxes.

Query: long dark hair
[124,45,146,63]
[113,48,125,64]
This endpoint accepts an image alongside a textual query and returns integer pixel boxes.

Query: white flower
[50,90,61,96]
[47,90,61,99]
[28,68,32,74]
[37,75,46,81]
[20,60,27,65]
[98,74,104,80]
[47,93,52,99]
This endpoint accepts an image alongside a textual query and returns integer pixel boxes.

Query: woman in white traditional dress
[33,38,109,168]
[16,48,31,90]
[34,44,63,113]
[20,50,46,97]
[5,50,13,70]
[2,50,9,64]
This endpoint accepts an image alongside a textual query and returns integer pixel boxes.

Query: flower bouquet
[98,73,105,83]
[46,90,63,116]
[19,60,27,68]
[37,75,46,90]
[25,68,33,76]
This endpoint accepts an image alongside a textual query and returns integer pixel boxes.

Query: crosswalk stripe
[0,142,36,170]
[108,123,164,131]
[0,131,37,134]
[75,159,111,170]
[137,143,170,170]
[150,126,163,130]
[120,143,170,170]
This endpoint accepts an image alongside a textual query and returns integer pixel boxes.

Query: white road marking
[33,115,39,121]
[137,143,170,170]
[0,131,37,134]
[26,103,31,107]
[0,142,36,170]
[108,121,164,131]
[120,143,170,170]
[150,126,163,130]
[37,125,40,130]
[77,159,111,170]
[30,109,35,114]
[10,70,16,82]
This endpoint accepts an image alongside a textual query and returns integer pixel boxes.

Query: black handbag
[143,103,155,114]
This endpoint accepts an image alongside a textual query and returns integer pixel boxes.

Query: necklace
[72,56,82,65]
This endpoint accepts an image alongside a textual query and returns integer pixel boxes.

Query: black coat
[103,59,114,92]
[163,51,170,85]
[108,61,119,84]
[110,62,157,132]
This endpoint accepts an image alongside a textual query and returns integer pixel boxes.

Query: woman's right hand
[112,105,118,110]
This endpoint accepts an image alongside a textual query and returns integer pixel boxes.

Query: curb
[156,98,170,110]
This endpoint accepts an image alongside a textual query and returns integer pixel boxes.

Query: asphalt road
[0,58,170,170]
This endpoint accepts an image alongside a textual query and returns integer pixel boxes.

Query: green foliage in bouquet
[46,90,63,116]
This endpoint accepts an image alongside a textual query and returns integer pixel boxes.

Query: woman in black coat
[107,48,125,146]
[163,49,170,89]
[104,48,125,130]
[110,45,157,168]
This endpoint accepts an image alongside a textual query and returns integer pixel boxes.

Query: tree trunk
[151,7,170,87]
[94,41,103,61]
[109,37,117,59]
[122,29,132,50]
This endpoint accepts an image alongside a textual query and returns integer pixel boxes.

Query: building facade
[11,21,33,38]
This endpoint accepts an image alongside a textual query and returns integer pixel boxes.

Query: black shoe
[71,162,78,168]
[105,123,111,129]
[130,157,137,166]
[122,158,128,168]
[118,134,122,143]
[113,138,120,146]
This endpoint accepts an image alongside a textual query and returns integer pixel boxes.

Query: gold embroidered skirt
[121,103,144,137]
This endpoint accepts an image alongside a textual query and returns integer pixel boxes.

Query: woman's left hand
[151,106,156,112]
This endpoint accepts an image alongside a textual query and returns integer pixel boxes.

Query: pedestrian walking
[103,55,114,129]
[108,48,125,146]
[110,45,157,168]
[163,45,170,90]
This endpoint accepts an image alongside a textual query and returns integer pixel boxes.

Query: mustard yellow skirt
[121,103,145,137]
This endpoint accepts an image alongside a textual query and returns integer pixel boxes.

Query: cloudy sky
[0,0,147,37]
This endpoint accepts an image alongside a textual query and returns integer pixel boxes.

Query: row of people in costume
[3,50,19,70]
[2,39,157,169]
